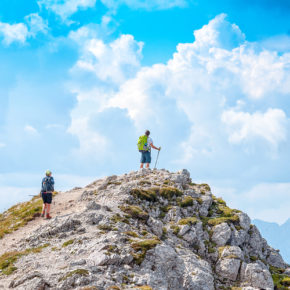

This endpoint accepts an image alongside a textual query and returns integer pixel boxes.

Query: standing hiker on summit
[138,130,160,169]
[41,170,54,219]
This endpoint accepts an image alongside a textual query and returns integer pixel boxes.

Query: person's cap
[145,130,150,136]
[46,170,52,176]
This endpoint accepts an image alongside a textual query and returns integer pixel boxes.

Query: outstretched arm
[151,144,160,151]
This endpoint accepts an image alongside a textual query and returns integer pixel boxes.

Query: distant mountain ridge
[253,218,290,264]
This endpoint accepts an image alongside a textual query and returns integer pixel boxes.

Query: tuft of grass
[137,180,152,186]
[98,224,113,232]
[207,215,239,226]
[111,214,129,224]
[216,198,226,205]
[58,269,89,282]
[124,231,139,238]
[199,184,211,192]
[120,206,149,221]
[0,195,44,239]
[136,287,153,290]
[131,239,160,265]
[107,286,121,290]
[159,187,183,199]
[130,188,157,202]
[170,225,180,235]
[270,265,288,289]
[178,217,198,226]
[281,277,290,286]
[0,244,50,275]
[180,196,194,207]
[62,239,74,247]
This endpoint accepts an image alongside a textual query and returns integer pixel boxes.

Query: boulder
[211,223,231,246]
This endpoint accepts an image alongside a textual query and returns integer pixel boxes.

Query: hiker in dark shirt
[41,170,54,219]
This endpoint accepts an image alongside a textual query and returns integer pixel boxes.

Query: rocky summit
[0,169,290,290]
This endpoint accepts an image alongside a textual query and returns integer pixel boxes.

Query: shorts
[42,192,53,204]
[140,151,151,164]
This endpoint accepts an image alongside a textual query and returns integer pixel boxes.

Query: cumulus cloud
[222,108,288,146]
[0,14,47,45]
[38,0,97,21]
[68,13,290,168]
[0,22,29,45]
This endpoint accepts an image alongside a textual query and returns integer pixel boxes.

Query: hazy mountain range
[253,218,290,264]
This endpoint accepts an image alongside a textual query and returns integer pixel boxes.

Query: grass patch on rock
[0,244,50,275]
[178,217,198,226]
[130,188,157,202]
[62,239,75,247]
[0,195,43,239]
[180,196,194,207]
[58,269,89,282]
[120,205,149,221]
[131,239,161,265]
[207,216,239,226]
[270,265,289,289]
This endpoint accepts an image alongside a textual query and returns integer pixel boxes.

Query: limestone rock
[211,222,231,246]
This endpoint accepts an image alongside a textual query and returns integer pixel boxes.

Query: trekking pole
[154,147,161,169]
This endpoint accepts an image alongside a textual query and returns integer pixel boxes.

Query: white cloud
[0,143,6,148]
[0,14,47,45]
[24,125,39,135]
[214,182,290,224]
[221,108,288,146]
[68,14,290,166]
[0,22,29,45]
[25,13,48,36]
[38,0,97,21]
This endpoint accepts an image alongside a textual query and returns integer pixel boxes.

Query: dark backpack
[42,177,54,192]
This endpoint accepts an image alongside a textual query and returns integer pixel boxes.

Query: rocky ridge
[0,169,289,290]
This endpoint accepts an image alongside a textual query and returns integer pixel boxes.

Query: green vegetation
[97,224,113,232]
[130,188,157,202]
[270,265,289,289]
[159,187,183,199]
[131,239,161,265]
[180,196,194,207]
[281,277,290,286]
[200,184,211,191]
[136,286,153,290]
[120,205,149,220]
[111,214,130,224]
[58,269,89,281]
[207,215,239,226]
[0,244,49,275]
[107,181,122,186]
[124,231,139,238]
[250,255,258,262]
[107,286,121,290]
[62,239,74,247]
[170,225,180,235]
[138,180,152,186]
[178,217,198,226]
[0,196,43,239]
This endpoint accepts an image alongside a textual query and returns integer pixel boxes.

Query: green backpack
[137,135,149,152]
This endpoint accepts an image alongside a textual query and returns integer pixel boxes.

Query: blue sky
[0,0,290,225]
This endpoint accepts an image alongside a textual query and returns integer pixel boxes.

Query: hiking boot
[41,212,45,217]
[46,214,52,219]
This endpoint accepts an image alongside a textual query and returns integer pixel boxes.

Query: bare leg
[46,204,51,215]
[140,163,144,168]
[42,204,46,214]
[146,163,150,168]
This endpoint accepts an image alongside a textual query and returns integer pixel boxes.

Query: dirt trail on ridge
[0,188,86,256]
